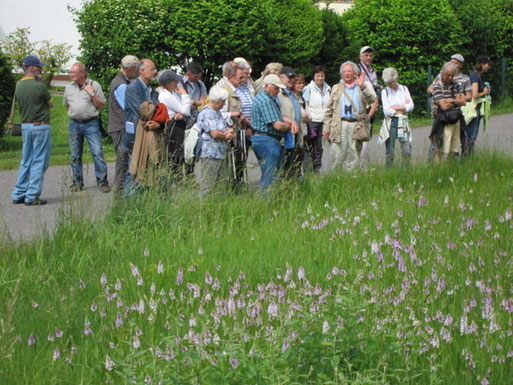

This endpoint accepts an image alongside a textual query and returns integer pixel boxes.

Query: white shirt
[158,88,192,119]
[381,84,414,117]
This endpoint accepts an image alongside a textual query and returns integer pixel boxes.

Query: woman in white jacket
[302,65,331,173]
[379,67,414,167]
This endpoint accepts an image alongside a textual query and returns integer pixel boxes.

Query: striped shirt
[235,82,253,118]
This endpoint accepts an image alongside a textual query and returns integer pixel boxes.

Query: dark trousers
[164,119,193,182]
[305,122,323,173]
[111,130,129,193]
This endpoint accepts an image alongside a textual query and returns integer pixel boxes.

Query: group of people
[11,47,492,204]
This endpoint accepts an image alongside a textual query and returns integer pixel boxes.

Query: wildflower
[55,328,63,338]
[32,302,39,308]
[116,312,123,328]
[282,341,290,351]
[212,278,220,290]
[157,261,163,274]
[205,272,212,285]
[137,276,144,286]
[105,355,115,371]
[322,321,330,334]
[133,336,141,349]
[84,320,92,336]
[144,248,150,257]
[297,266,305,280]
[229,357,239,369]
[268,302,278,318]
[130,264,140,277]
[27,334,36,346]
[145,375,152,383]
[176,268,183,285]
[101,273,107,285]
[198,248,203,255]
[52,347,60,361]
[90,302,98,312]
[474,173,478,182]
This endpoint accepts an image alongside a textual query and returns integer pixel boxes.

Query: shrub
[0,49,16,137]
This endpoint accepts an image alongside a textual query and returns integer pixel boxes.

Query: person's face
[279,73,295,89]
[265,84,280,98]
[294,80,305,93]
[127,66,138,80]
[442,68,456,84]
[341,65,357,84]
[70,65,86,83]
[361,51,373,66]
[187,71,202,83]
[482,62,492,72]
[211,99,226,111]
[241,69,250,83]
[387,81,398,90]
[313,72,325,87]
[165,80,178,92]
[229,71,242,88]
[451,59,463,70]
[141,61,157,82]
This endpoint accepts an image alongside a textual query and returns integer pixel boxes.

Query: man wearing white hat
[251,74,298,192]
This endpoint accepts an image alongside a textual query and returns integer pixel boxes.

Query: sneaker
[24,198,47,206]
[12,197,25,204]
[99,183,111,193]
[70,184,83,192]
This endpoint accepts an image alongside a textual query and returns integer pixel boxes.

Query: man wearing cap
[122,59,159,196]
[158,69,193,180]
[182,62,208,120]
[251,74,298,192]
[358,46,380,169]
[427,54,472,160]
[11,56,53,206]
[108,55,139,194]
[64,62,110,192]
[277,66,302,179]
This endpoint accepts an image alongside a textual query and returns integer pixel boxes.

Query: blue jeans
[251,134,284,192]
[464,106,481,155]
[385,117,411,167]
[12,124,52,203]
[68,118,108,187]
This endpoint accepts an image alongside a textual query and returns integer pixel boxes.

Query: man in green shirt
[12,56,53,206]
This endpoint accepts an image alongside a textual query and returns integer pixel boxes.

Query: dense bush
[0,50,16,137]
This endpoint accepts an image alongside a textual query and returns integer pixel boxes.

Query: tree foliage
[0,49,16,137]
[0,27,72,86]
[343,0,465,114]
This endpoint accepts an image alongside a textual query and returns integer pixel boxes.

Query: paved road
[1,113,512,242]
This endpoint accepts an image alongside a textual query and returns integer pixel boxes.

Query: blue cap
[23,55,45,67]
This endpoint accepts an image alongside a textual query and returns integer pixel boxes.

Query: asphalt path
[1,113,512,242]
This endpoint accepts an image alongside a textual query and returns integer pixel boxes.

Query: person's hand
[290,120,299,135]
[322,131,330,139]
[438,99,454,111]
[176,86,187,95]
[84,84,95,96]
[357,72,366,88]
[144,120,160,130]
[239,114,246,123]
[225,129,235,141]
[245,127,253,138]
[175,113,184,120]
[484,87,490,95]
[231,111,241,118]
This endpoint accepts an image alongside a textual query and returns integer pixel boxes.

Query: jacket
[323,81,376,143]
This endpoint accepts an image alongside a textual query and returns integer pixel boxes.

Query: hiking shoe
[99,183,111,193]
[24,198,47,206]
[12,197,25,204]
[70,184,83,192]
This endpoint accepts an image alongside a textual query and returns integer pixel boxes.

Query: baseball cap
[280,66,296,78]
[263,74,286,89]
[476,55,493,65]
[121,55,139,68]
[23,55,45,67]
[451,54,465,63]
[158,70,182,86]
[360,46,373,55]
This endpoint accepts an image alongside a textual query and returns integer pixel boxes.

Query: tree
[72,0,325,89]
[342,0,466,115]
[0,27,72,86]
[0,49,16,137]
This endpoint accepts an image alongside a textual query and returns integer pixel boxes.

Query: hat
[23,55,44,67]
[158,70,182,86]
[263,74,286,89]
[451,54,465,63]
[280,66,296,78]
[360,46,373,55]
[476,55,493,65]
[121,55,139,68]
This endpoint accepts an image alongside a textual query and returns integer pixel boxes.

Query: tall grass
[1,153,513,384]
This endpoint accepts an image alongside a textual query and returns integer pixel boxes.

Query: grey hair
[339,61,359,75]
[441,61,458,74]
[72,62,86,74]
[382,67,399,84]
[209,86,229,102]
[222,61,240,78]
[236,60,251,70]
[137,60,147,75]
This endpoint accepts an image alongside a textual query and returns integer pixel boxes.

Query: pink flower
[157,261,163,274]
[105,355,115,371]
[52,347,60,361]
[27,334,36,346]
[229,357,238,369]
[297,267,305,280]
[176,268,183,285]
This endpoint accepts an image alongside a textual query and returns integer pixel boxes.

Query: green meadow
[1,154,513,384]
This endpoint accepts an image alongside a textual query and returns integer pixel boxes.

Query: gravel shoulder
[1,113,512,242]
